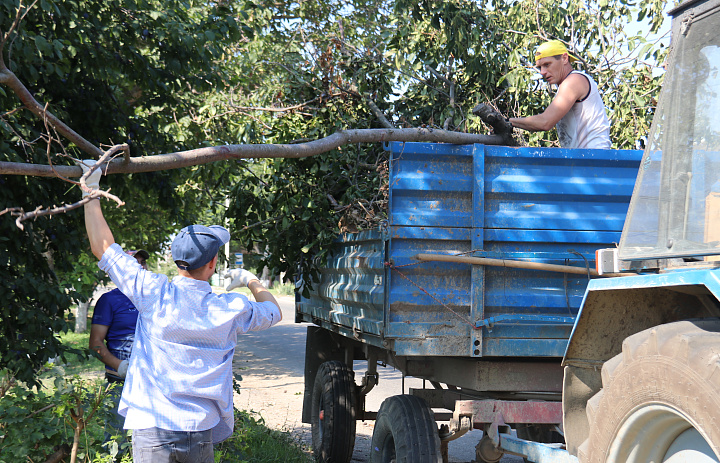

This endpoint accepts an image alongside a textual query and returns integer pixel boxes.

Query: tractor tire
[369,394,442,463]
[578,320,720,462]
[311,360,356,463]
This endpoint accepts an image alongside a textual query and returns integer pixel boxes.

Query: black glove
[472,103,513,135]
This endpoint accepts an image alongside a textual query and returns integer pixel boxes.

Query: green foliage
[274,282,296,296]
[0,381,65,462]
[0,370,126,463]
[1,336,308,463]
[214,378,312,462]
[54,329,103,377]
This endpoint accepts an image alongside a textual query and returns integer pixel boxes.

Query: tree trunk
[75,300,90,333]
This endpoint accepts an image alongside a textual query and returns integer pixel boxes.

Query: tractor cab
[619,0,720,265]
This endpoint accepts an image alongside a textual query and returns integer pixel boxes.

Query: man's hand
[472,103,514,135]
[224,268,259,291]
[76,159,102,198]
[117,359,129,378]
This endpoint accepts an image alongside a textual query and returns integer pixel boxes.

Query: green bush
[0,369,129,463]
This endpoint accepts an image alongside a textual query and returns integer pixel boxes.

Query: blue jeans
[131,427,214,463]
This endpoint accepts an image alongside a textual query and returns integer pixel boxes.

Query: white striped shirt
[99,243,280,443]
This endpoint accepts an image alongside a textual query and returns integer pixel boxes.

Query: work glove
[117,359,129,379]
[472,103,514,135]
[75,159,102,198]
[224,268,259,291]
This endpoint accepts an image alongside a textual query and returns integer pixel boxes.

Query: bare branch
[364,96,394,129]
[425,65,452,86]
[239,215,282,232]
[5,144,128,230]
[228,96,326,113]
[10,190,124,231]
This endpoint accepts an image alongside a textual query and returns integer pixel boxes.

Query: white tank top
[556,71,611,149]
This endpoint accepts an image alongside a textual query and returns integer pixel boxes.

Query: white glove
[224,268,259,291]
[117,359,129,379]
[76,159,102,198]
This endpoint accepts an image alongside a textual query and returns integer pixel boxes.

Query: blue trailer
[297,141,642,462]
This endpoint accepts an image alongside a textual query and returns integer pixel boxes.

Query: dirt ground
[232,349,375,462]
[230,296,374,462]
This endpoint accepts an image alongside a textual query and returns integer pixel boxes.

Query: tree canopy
[0,0,670,387]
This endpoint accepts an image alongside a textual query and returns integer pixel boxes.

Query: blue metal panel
[484,146,640,232]
[298,142,643,359]
[389,142,475,228]
[296,229,386,337]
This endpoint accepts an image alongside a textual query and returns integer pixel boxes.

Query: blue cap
[171,225,230,271]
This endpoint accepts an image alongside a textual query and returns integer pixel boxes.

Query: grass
[216,411,313,462]
[54,329,104,378]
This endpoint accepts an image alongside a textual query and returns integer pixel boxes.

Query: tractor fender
[561,272,720,455]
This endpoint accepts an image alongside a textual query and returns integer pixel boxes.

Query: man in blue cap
[78,159,281,462]
[509,40,611,149]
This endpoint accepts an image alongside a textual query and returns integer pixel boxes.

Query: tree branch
[364,96,394,129]
[3,144,127,230]
[0,64,103,159]
[0,128,507,178]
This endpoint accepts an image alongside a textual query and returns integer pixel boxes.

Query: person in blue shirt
[78,159,281,463]
[90,249,149,383]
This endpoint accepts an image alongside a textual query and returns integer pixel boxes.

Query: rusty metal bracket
[439,414,472,443]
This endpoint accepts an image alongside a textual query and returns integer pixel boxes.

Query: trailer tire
[578,320,720,463]
[311,361,356,463]
[369,394,442,463]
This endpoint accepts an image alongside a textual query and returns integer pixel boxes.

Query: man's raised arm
[79,160,115,259]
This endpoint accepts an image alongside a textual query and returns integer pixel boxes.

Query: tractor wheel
[578,320,720,462]
[369,394,442,463]
[311,361,356,463]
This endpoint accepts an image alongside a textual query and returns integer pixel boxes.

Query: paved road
[233,296,523,463]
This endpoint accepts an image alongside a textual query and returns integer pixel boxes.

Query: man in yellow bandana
[509,40,611,149]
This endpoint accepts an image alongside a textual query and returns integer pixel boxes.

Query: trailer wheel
[369,394,442,463]
[578,320,720,463]
[311,361,356,463]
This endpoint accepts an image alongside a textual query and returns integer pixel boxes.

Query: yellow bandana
[535,40,578,63]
